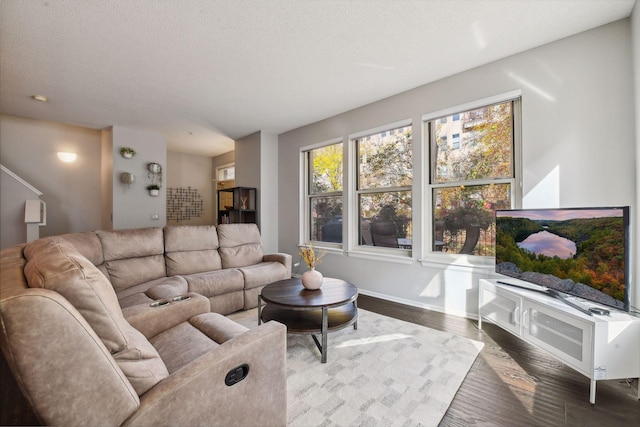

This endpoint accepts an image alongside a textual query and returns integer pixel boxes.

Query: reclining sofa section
[0,223,290,426]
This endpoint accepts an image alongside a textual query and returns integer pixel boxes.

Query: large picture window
[427,98,520,256]
[355,124,412,250]
[305,142,343,243]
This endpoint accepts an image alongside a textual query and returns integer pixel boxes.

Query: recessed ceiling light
[32,95,48,102]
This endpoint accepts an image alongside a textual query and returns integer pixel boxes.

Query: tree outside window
[307,142,343,243]
[429,100,518,255]
[356,125,412,249]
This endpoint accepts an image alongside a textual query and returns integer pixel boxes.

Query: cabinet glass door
[479,287,521,335]
[522,300,592,375]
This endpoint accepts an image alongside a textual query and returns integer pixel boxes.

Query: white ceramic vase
[301,268,323,290]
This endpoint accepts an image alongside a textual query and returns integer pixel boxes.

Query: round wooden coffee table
[258,277,358,363]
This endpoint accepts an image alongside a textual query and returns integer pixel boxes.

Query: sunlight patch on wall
[506,71,556,102]
[420,273,444,298]
[524,165,560,208]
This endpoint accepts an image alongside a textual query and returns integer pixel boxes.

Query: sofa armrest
[122,292,210,339]
[263,253,292,276]
[123,321,287,427]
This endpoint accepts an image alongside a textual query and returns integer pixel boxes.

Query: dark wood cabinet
[217,187,257,224]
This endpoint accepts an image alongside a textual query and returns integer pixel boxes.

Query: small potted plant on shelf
[146,184,160,196]
[120,147,136,158]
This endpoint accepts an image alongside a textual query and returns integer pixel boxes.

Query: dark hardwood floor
[357,294,640,427]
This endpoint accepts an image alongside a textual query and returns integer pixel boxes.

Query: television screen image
[495,207,630,312]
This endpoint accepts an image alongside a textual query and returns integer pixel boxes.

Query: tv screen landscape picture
[495,207,630,311]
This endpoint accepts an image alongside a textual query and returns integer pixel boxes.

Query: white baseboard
[357,288,479,321]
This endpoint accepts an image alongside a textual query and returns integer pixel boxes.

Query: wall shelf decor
[120,172,135,184]
[147,162,162,188]
[167,187,204,222]
[147,184,160,196]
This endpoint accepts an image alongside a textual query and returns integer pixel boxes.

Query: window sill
[346,248,414,265]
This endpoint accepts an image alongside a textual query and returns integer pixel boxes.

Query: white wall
[0,114,103,245]
[278,19,638,315]
[166,150,215,225]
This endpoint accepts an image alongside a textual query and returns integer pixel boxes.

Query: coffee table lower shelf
[260,303,358,363]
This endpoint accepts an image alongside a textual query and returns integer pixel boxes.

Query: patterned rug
[228,308,483,427]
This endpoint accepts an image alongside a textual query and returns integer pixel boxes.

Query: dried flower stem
[299,242,327,269]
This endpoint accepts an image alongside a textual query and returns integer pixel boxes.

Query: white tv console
[478,279,640,404]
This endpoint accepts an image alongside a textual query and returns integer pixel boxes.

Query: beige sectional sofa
[0,223,291,426]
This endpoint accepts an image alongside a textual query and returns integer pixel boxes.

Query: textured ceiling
[0,0,635,157]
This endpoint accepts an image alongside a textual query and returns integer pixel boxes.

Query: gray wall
[0,114,103,246]
[110,126,167,229]
[633,4,640,317]
[0,166,42,248]
[235,132,261,189]
[259,132,279,254]
[278,19,638,314]
[234,131,279,252]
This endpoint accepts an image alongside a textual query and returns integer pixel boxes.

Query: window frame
[350,119,413,256]
[300,138,344,249]
[422,91,522,263]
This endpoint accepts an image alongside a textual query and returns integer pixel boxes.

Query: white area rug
[228,308,483,427]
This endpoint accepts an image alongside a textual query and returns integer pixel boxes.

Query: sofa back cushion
[23,237,169,396]
[0,244,28,299]
[58,231,110,280]
[164,225,222,276]
[96,228,166,291]
[217,224,264,268]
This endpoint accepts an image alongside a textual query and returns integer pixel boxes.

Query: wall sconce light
[57,152,77,163]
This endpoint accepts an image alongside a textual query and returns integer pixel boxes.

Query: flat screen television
[495,206,630,312]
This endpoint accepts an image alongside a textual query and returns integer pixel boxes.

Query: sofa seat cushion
[23,237,169,396]
[238,262,289,289]
[217,224,264,268]
[150,313,249,374]
[116,276,189,309]
[184,268,244,297]
[164,225,222,276]
[96,228,166,291]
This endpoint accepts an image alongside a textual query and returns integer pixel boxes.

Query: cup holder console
[150,300,170,308]
[150,295,192,307]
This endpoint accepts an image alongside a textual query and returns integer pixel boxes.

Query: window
[451,133,460,150]
[305,142,343,243]
[217,165,235,181]
[427,98,520,256]
[355,124,412,250]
